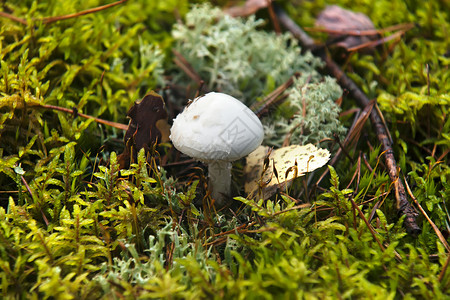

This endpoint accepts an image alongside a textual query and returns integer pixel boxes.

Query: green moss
[0,0,449,299]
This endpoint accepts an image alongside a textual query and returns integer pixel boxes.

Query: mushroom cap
[170,92,264,162]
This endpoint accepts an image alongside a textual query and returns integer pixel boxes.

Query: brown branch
[274,5,421,235]
[267,1,281,34]
[41,0,128,24]
[439,253,450,282]
[250,73,298,117]
[172,49,203,85]
[41,104,128,130]
[347,30,406,52]
[1,0,128,26]
[350,197,385,252]
[0,11,27,25]
[304,23,414,36]
[21,175,49,226]
[404,178,450,252]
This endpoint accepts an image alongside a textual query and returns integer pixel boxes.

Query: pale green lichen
[264,77,347,146]
[172,4,346,146]
[172,4,323,104]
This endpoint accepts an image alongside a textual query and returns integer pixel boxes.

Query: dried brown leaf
[225,0,270,17]
[118,91,169,169]
[315,5,377,50]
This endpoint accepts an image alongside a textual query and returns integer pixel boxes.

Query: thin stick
[267,0,281,34]
[0,11,27,25]
[274,5,421,235]
[41,104,128,130]
[21,175,49,226]
[172,49,203,85]
[42,0,128,24]
[347,30,406,52]
[374,102,393,144]
[316,101,372,186]
[439,253,450,282]
[305,23,414,36]
[250,73,299,117]
[404,178,450,252]
[349,197,385,252]
[0,0,128,26]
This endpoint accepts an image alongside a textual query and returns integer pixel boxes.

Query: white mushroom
[170,92,264,205]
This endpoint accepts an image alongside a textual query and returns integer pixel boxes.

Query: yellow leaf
[244,144,330,199]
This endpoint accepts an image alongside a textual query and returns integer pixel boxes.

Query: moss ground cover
[0,0,449,298]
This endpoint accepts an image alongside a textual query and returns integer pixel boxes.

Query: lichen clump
[265,77,346,146]
[172,4,347,146]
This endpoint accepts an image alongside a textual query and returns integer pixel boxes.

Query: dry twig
[404,179,450,251]
[250,73,299,117]
[0,0,128,25]
[305,23,414,36]
[41,104,128,130]
[172,49,203,85]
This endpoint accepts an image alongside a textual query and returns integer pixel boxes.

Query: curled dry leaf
[244,144,330,199]
[315,5,377,50]
[118,91,170,169]
[225,0,270,17]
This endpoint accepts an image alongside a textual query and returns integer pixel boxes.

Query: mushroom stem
[207,160,232,205]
